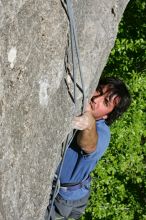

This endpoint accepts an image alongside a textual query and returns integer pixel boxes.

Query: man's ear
[102,115,108,119]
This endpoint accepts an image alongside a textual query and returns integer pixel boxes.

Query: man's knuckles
[72,112,95,130]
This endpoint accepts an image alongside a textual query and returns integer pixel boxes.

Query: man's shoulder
[96,119,110,134]
[96,119,111,149]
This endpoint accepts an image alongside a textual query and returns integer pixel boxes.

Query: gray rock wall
[0,0,129,219]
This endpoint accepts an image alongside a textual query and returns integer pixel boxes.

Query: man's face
[89,86,120,120]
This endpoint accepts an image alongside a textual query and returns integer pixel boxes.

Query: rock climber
[45,77,131,220]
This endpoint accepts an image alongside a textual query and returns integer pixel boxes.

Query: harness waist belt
[60,176,91,191]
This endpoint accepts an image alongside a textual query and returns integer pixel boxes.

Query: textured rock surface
[0,0,129,219]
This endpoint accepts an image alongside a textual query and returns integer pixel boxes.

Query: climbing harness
[47,0,86,219]
[60,175,91,191]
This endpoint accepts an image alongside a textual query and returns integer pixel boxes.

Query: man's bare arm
[72,111,98,153]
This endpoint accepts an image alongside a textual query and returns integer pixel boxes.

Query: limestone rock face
[0,0,129,219]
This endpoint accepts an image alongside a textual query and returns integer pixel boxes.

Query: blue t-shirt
[58,119,110,200]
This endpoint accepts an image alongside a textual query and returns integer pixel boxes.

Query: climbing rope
[66,0,86,114]
[47,130,77,220]
[47,0,86,219]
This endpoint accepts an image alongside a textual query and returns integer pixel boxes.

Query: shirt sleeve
[84,120,110,162]
[96,122,110,157]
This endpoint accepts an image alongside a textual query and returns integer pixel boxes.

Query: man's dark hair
[97,77,131,125]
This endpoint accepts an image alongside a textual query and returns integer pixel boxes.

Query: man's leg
[44,204,67,220]
[54,194,73,219]
[44,205,55,220]
[69,193,90,219]
[45,193,89,220]
[55,212,67,220]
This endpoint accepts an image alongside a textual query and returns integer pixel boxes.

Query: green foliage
[81,0,146,219]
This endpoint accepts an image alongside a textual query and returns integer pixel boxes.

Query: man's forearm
[72,106,98,153]
[77,121,98,153]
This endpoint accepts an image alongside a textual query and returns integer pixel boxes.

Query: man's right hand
[72,103,96,131]
[72,111,96,131]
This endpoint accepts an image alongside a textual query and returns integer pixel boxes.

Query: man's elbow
[77,137,98,153]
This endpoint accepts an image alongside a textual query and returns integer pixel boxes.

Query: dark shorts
[45,192,90,220]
